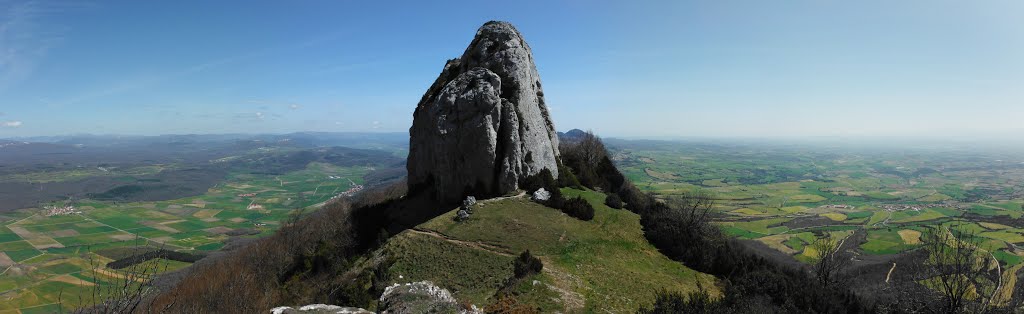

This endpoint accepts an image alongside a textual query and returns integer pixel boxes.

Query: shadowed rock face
[408,21,560,203]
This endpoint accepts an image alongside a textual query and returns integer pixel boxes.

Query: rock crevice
[408,21,560,202]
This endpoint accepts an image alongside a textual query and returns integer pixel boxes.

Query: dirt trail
[538,256,586,312]
[481,192,527,204]
[407,228,514,257]
[885,262,896,283]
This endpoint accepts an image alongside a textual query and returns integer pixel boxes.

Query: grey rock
[379,281,481,314]
[532,188,551,202]
[455,209,470,221]
[408,21,560,203]
[461,196,476,213]
[270,304,372,314]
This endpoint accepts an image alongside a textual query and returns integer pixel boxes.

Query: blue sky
[0,1,1021,138]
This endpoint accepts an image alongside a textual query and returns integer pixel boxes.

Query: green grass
[18,303,64,314]
[980,231,1024,244]
[891,209,949,223]
[845,211,873,219]
[994,250,1023,266]
[393,188,719,313]
[0,240,35,251]
[784,235,808,252]
[6,248,42,262]
[867,211,889,226]
[385,232,513,303]
[38,262,83,275]
[861,230,916,255]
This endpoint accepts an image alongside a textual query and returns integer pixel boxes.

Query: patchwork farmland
[0,162,374,313]
[610,139,1024,299]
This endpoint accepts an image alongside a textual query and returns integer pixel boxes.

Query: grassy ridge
[383,188,718,313]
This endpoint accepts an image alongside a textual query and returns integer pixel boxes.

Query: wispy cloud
[0,1,63,92]
[2,120,23,128]
[288,104,301,110]
[54,31,350,108]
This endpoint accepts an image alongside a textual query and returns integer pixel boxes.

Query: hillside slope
[379,188,719,312]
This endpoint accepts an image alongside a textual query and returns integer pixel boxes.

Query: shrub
[604,193,623,209]
[550,196,594,221]
[521,168,561,200]
[639,287,716,314]
[556,163,582,189]
[513,250,543,279]
[521,169,556,192]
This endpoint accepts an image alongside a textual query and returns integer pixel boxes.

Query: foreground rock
[272,281,479,314]
[380,281,482,314]
[408,21,560,202]
[270,305,372,314]
[532,188,551,202]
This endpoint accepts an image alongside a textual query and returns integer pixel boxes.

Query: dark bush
[522,168,562,200]
[639,288,716,314]
[520,168,554,192]
[106,249,204,269]
[550,196,594,221]
[513,250,543,278]
[604,193,623,209]
[557,163,582,188]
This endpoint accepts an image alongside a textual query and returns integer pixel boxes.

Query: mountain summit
[407,21,560,202]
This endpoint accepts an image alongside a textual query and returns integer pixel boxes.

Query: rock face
[408,21,560,202]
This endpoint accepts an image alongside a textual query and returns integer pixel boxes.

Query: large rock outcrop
[408,21,560,202]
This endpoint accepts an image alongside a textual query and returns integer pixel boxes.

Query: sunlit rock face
[407,21,560,202]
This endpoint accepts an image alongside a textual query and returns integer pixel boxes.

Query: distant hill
[556,129,588,143]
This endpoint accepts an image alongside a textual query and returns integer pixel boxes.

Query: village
[43,204,81,216]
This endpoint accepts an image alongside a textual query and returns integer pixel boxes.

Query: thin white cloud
[288,104,301,110]
[2,121,23,128]
[255,112,264,120]
[53,31,348,108]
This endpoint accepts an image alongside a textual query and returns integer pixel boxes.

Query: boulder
[455,209,470,222]
[269,304,372,314]
[379,281,481,314]
[408,21,560,203]
[532,188,551,202]
[462,196,477,213]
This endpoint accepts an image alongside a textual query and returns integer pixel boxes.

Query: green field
[0,162,375,312]
[612,139,1024,270]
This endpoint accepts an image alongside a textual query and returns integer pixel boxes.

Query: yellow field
[980,222,1013,230]
[757,234,798,254]
[898,229,922,245]
[731,208,767,216]
[820,213,847,221]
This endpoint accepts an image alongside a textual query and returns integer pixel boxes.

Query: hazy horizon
[1,1,1022,138]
